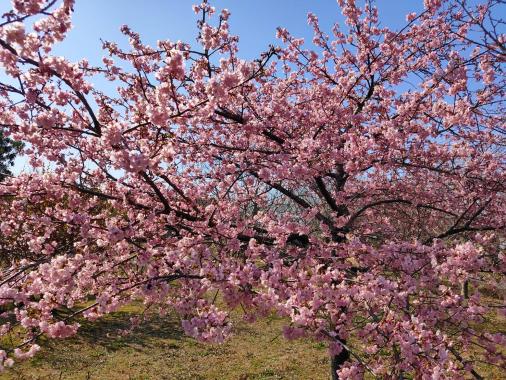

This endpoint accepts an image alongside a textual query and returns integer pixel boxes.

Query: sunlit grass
[1,283,503,379]
[1,304,330,380]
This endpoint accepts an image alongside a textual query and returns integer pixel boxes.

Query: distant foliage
[0,131,21,181]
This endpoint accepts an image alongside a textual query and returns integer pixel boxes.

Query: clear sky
[48,1,424,62]
[6,0,429,173]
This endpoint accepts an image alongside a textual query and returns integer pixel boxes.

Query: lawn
[2,289,504,380]
[1,305,330,380]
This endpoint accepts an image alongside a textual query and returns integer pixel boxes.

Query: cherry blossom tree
[0,0,505,378]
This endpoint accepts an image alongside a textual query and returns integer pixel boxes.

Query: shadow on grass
[37,310,185,359]
[76,311,185,351]
[23,311,185,375]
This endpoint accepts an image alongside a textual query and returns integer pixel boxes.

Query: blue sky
[49,1,424,62]
[5,0,428,173]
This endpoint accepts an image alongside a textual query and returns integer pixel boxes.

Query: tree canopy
[0,0,504,378]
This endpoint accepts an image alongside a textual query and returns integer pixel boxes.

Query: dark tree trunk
[330,341,350,380]
[462,279,469,299]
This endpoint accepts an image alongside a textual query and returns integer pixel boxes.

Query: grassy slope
[1,306,330,380]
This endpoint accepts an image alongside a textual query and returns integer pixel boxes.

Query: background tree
[0,130,21,181]
[0,0,504,378]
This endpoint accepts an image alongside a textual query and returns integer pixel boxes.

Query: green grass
[1,305,330,380]
[1,293,504,380]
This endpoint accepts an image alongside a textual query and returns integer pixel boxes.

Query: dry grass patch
[1,305,329,380]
